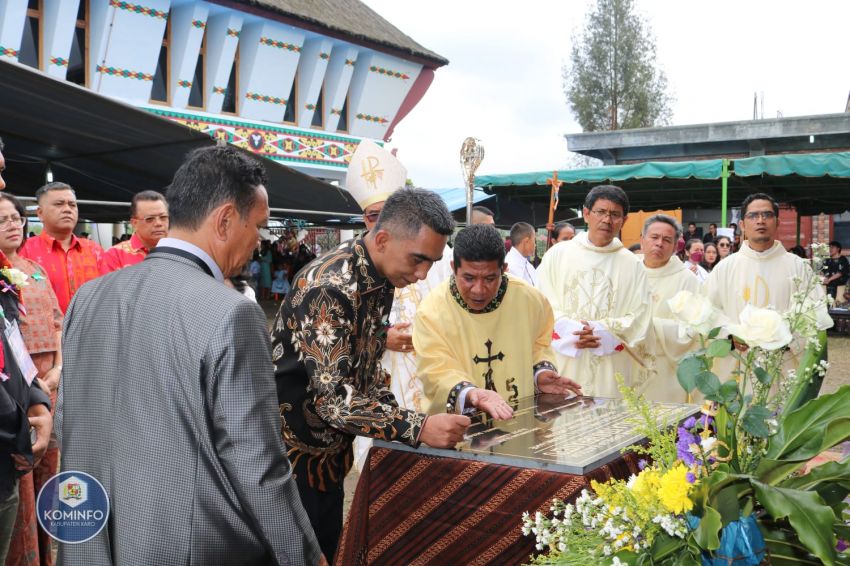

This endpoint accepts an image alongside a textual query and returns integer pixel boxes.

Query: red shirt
[101,233,149,273]
[20,232,106,313]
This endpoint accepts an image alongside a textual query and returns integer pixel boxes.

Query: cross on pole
[546,171,562,249]
[473,339,504,392]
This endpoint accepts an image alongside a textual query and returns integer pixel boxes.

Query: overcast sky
[363,0,850,188]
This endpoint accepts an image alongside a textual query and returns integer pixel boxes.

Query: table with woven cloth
[336,394,698,566]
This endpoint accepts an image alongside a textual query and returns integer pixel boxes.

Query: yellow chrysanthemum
[631,468,661,502]
[657,464,695,514]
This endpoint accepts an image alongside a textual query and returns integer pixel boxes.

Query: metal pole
[796,209,802,246]
[720,159,729,227]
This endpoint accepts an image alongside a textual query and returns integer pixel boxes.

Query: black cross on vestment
[473,339,504,392]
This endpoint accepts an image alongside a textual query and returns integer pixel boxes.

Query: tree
[563,0,673,132]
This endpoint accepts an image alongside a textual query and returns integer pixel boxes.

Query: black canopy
[0,59,361,222]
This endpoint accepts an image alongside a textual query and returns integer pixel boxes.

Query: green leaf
[754,366,772,385]
[742,405,772,438]
[649,533,687,561]
[784,331,828,414]
[693,505,722,550]
[695,371,721,396]
[780,460,850,513]
[711,484,746,525]
[707,326,722,340]
[762,526,824,565]
[718,380,739,404]
[706,338,732,358]
[752,481,837,565]
[677,355,702,393]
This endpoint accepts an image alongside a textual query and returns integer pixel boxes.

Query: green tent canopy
[475,151,850,216]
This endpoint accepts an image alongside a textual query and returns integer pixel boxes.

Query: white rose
[667,290,717,334]
[727,305,792,351]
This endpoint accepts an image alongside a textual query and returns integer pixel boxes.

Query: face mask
[690,251,704,263]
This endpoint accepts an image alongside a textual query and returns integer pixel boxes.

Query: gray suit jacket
[56,250,321,565]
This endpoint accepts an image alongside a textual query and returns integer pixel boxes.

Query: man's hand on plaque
[536,371,583,397]
[386,323,414,353]
[573,320,601,349]
[420,414,471,448]
[467,388,514,420]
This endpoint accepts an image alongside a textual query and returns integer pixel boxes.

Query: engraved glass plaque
[376,394,700,475]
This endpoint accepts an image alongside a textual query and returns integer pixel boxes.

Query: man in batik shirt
[272,189,470,560]
[101,191,168,272]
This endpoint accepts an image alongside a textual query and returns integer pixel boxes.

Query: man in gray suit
[56,146,322,565]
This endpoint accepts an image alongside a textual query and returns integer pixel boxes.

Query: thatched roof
[230,0,448,67]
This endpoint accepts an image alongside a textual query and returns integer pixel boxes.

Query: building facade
[0,0,446,182]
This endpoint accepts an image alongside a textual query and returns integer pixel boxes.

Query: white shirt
[683,260,709,283]
[505,246,538,286]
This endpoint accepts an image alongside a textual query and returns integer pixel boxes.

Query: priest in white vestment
[505,221,538,286]
[634,214,701,402]
[704,193,833,380]
[537,185,652,397]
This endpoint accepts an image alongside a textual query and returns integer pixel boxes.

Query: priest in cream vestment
[537,185,651,397]
[704,194,832,380]
[634,215,701,402]
[415,225,582,418]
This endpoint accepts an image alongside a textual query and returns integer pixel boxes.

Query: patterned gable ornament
[344,140,406,211]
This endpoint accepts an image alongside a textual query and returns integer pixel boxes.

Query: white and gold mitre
[344,140,407,210]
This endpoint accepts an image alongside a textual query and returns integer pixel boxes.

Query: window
[336,96,348,132]
[150,20,169,103]
[67,1,87,86]
[283,79,296,123]
[221,49,238,114]
[311,87,323,128]
[187,48,204,108]
[19,2,40,70]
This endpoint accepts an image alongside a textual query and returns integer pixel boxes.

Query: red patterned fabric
[100,234,148,273]
[19,233,105,313]
[336,447,640,566]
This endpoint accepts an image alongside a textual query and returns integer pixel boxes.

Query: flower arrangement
[523,243,848,565]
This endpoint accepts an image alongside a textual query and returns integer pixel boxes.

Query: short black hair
[688,222,697,227]
[584,185,629,215]
[35,182,75,204]
[453,225,505,269]
[472,205,494,218]
[375,188,455,238]
[552,222,574,239]
[709,223,717,228]
[830,240,842,251]
[130,190,167,218]
[167,146,267,230]
[509,222,534,245]
[741,192,779,217]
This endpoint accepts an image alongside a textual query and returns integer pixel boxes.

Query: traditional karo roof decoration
[226,28,241,37]
[192,20,206,29]
[344,59,356,66]
[356,112,388,125]
[212,86,227,95]
[0,46,20,58]
[259,37,302,52]
[234,0,447,67]
[177,80,192,88]
[108,0,168,19]
[305,103,316,110]
[369,65,409,80]
[147,108,360,168]
[246,92,287,105]
[96,65,154,81]
[319,52,330,60]
[330,108,342,116]
[49,57,69,67]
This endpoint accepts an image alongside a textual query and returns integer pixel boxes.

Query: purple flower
[683,416,697,429]
[677,427,698,466]
[837,539,848,552]
[638,459,648,470]
[686,472,696,484]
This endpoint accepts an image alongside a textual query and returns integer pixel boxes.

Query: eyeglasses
[744,211,776,221]
[718,243,731,248]
[0,215,24,228]
[590,209,624,221]
[137,214,169,224]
